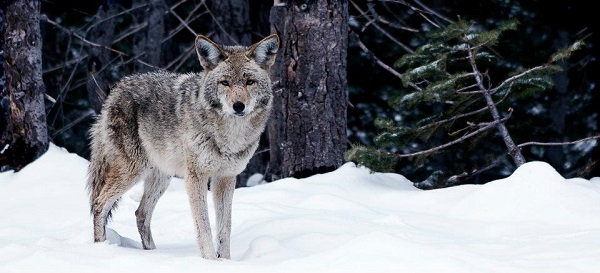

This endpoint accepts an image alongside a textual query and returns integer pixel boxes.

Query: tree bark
[0,0,48,172]
[269,0,349,179]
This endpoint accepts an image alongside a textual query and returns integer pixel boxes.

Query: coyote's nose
[233,101,245,115]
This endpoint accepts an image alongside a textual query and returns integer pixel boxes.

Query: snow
[1,143,600,273]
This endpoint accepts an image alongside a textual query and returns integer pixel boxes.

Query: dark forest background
[31,0,600,186]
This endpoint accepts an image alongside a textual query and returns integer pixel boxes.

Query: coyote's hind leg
[92,165,140,243]
[136,170,170,250]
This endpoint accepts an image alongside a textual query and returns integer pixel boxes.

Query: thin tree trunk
[269,0,349,179]
[210,0,251,46]
[0,0,48,172]
[133,0,165,72]
[482,90,526,166]
[466,38,526,167]
[86,0,119,113]
[546,31,570,171]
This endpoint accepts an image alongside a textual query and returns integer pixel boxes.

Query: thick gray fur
[87,34,279,260]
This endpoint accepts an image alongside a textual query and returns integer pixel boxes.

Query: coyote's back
[87,34,279,260]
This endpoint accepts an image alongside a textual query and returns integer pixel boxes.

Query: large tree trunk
[86,0,119,113]
[0,0,48,172]
[133,0,165,72]
[268,0,349,180]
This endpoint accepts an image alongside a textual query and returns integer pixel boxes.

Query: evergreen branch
[448,121,477,136]
[455,83,480,93]
[457,89,486,94]
[490,65,549,94]
[517,134,600,148]
[411,83,514,132]
[370,113,511,158]
[413,105,487,132]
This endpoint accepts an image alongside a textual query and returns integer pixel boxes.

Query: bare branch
[378,0,448,28]
[166,44,196,71]
[518,135,600,148]
[84,3,148,33]
[43,55,87,74]
[446,155,508,183]
[201,1,238,42]
[112,22,149,44]
[350,0,415,53]
[90,73,107,102]
[164,10,207,42]
[365,2,419,32]
[51,109,96,138]
[167,3,200,37]
[351,32,424,91]
[43,17,160,70]
[411,0,453,24]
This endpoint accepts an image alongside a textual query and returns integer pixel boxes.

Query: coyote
[87,34,279,259]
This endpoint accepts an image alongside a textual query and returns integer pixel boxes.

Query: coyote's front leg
[212,176,236,259]
[184,155,217,259]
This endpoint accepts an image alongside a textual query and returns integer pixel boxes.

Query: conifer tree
[346,19,583,188]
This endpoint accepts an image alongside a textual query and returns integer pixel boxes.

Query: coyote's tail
[87,151,119,219]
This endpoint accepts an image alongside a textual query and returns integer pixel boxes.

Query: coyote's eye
[246,79,255,86]
[219,80,230,86]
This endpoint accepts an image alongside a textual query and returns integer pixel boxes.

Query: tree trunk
[467,37,526,167]
[546,31,569,172]
[133,0,165,72]
[268,0,349,180]
[210,0,251,46]
[0,0,48,172]
[86,0,119,113]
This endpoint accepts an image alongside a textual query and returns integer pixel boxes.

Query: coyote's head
[195,34,279,117]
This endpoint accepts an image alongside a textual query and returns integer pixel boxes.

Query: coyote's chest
[140,114,262,177]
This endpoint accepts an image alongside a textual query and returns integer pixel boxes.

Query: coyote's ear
[246,34,279,69]
[195,35,226,71]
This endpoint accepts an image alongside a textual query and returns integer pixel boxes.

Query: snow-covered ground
[1,144,599,273]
